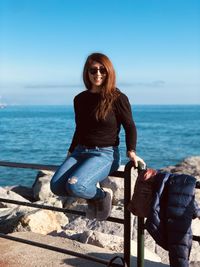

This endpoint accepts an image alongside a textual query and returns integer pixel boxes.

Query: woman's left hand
[127,151,146,168]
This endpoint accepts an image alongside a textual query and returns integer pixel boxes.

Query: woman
[50,52,144,221]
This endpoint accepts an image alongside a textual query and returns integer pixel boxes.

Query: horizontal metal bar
[1,160,199,182]
[111,170,125,178]
[0,198,124,224]
[193,235,200,242]
[0,161,58,171]
[0,160,125,178]
[0,233,123,267]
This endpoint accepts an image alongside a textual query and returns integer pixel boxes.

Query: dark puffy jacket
[145,172,199,267]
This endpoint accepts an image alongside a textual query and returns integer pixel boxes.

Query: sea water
[0,105,200,187]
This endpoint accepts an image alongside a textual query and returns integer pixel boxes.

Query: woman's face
[88,61,107,89]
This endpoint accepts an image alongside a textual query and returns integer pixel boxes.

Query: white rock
[18,209,68,235]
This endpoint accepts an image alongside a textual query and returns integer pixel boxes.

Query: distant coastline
[0,103,7,109]
[1,104,200,108]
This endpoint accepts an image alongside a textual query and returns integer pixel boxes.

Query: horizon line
[4,103,200,107]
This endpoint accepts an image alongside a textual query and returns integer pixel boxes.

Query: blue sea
[0,105,200,187]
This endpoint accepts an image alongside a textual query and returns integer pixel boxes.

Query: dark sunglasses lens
[89,68,97,75]
[89,67,106,75]
[99,67,107,74]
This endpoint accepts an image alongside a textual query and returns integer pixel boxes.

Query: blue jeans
[50,145,121,200]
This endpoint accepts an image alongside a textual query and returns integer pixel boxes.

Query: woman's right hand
[127,150,146,169]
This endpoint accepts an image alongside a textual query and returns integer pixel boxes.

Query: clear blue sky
[0,0,200,105]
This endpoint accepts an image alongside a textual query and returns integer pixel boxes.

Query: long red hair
[83,53,120,120]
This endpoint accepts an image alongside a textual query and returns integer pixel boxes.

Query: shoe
[86,199,97,220]
[95,188,113,221]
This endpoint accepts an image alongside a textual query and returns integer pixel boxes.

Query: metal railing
[0,160,200,267]
[0,160,135,267]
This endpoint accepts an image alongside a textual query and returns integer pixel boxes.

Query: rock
[79,230,123,252]
[4,185,35,202]
[0,187,30,208]
[161,156,200,180]
[78,230,161,262]
[64,205,125,237]
[190,262,200,267]
[192,218,200,236]
[100,176,124,205]
[190,218,200,262]
[0,184,69,234]
[35,197,63,208]
[0,204,37,234]
[32,170,55,201]
[17,209,68,234]
[0,201,68,234]
[155,244,169,265]
[161,156,200,205]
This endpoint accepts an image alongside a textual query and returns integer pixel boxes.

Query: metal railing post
[124,161,133,267]
[137,217,145,267]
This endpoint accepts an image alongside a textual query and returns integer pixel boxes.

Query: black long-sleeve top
[68,90,137,153]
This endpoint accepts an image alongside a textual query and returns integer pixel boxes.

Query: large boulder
[0,205,68,234]
[0,206,33,233]
[18,209,69,234]
[0,184,69,234]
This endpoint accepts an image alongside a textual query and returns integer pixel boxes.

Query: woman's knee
[66,177,89,198]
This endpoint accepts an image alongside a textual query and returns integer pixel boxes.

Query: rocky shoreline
[0,156,200,266]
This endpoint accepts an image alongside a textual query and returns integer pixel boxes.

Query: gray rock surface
[77,230,161,262]
[0,186,30,208]
[32,170,57,201]
[4,185,35,202]
[161,156,200,179]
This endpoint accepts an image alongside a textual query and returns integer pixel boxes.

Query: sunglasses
[88,66,107,75]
